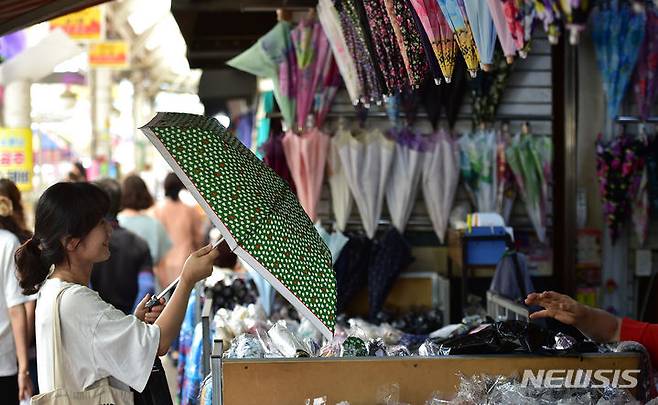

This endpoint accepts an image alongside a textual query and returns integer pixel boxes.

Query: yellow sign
[88,41,130,69]
[50,6,104,41]
[0,128,33,191]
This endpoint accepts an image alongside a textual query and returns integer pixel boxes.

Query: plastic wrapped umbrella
[437,0,481,77]
[314,57,341,128]
[409,0,458,83]
[336,127,395,239]
[317,0,363,105]
[422,130,460,244]
[534,0,562,44]
[596,132,647,243]
[506,133,551,243]
[558,0,591,45]
[328,132,354,233]
[385,128,425,233]
[458,129,497,212]
[362,0,409,94]
[383,0,430,88]
[281,128,330,222]
[486,0,517,62]
[632,8,658,122]
[227,21,296,129]
[590,0,646,124]
[141,112,336,339]
[463,0,498,71]
[368,227,413,319]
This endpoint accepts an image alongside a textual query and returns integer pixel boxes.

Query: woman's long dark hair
[0,179,31,243]
[15,182,109,295]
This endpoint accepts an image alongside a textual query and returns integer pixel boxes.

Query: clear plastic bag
[304,396,327,405]
[267,320,311,357]
[223,333,265,359]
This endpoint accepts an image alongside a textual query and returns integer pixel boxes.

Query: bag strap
[51,284,74,389]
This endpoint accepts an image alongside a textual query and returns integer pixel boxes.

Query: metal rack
[486,291,530,321]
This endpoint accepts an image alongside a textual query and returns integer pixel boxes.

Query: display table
[214,351,641,404]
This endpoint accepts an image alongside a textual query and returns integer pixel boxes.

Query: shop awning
[0,0,109,36]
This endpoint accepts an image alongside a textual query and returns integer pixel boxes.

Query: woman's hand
[526,291,621,343]
[134,294,166,324]
[180,244,219,285]
[18,370,33,400]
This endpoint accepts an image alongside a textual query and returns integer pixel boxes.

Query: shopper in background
[15,182,218,396]
[0,179,33,403]
[526,291,658,367]
[90,179,155,314]
[119,174,171,270]
[66,161,87,182]
[154,173,204,289]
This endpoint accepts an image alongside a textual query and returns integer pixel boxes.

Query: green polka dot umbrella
[140,112,336,339]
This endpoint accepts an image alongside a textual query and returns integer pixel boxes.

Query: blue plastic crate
[463,226,509,267]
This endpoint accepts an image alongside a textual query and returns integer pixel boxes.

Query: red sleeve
[620,317,658,368]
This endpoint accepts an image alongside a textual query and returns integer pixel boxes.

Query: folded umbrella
[336,128,395,239]
[386,128,425,233]
[141,112,337,339]
[419,55,468,130]
[499,0,534,58]
[534,0,562,44]
[262,129,297,194]
[422,130,460,243]
[334,234,372,313]
[632,8,658,122]
[486,0,517,62]
[406,0,444,85]
[470,49,514,126]
[437,0,481,77]
[463,0,498,70]
[328,132,354,233]
[459,129,497,212]
[558,0,591,45]
[315,222,350,264]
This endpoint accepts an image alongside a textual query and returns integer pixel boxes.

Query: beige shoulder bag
[31,286,134,405]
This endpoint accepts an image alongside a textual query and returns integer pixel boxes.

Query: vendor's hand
[180,244,219,285]
[134,294,166,324]
[525,291,588,326]
[18,370,33,400]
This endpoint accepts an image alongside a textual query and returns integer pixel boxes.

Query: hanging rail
[615,116,658,123]
[266,111,554,122]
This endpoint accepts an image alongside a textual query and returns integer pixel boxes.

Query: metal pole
[211,340,223,405]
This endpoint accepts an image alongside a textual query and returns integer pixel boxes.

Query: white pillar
[3,80,31,128]
[90,69,112,158]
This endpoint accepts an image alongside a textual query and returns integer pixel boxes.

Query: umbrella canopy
[409,0,458,83]
[436,0,481,77]
[596,132,646,243]
[227,21,296,129]
[632,8,658,122]
[591,0,646,124]
[328,133,354,233]
[282,128,330,222]
[336,127,395,239]
[362,0,409,94]
[384,0,430,88]
[459,129,497,212]
[558,0,591,44]
[463,0,498,70]
[422,130,460,244]
[486,0,517,62]
[140,112,337,339]
[385,128,425,233]
[506,133,552,243]
[317,0,363,105]
[368,227,413,319]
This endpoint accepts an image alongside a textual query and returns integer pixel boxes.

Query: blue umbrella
[436,0,480,76]
[591,0,646,125]
[462,0,497,71]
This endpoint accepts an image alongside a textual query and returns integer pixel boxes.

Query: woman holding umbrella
[15,182,218,398]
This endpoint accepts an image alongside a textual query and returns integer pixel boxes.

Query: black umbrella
[334,233,372,313]
[419,54,467,130]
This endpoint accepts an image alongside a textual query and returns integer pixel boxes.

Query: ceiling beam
[0,0,110,36]
[172,0,316,12]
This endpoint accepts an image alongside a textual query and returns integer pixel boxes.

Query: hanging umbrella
[591,0,646,124]
[495,125,516,223]
[470,49,514,126]
[419,55,468,130]
[558,0,591,44]
[406,0,444,85]
[632,167,649,246]
[315,57,342,128]
[317,0,363,104]
[261,129,297,194]
[459,129,497,212]
[328,131,354,232]
[227,21,296,129]
[437,0,480,77]
[499,0,533,58]
[422,130,460,244]
[315,222,349,264]
[596,132,647,243]
[409,0,458,83]
[334,234,372,313]
[534,0,562,44]
[632,8,658,122]
[463,0,498,71]
[362,0,409,94]
[384,0,430,87]
[385,128,425,233]
[140,112,337,339]
[486,0,517,62]
[282,128,330,222]
[336,127,395,239]
[506,133,550,243]
[368,227,414,319]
